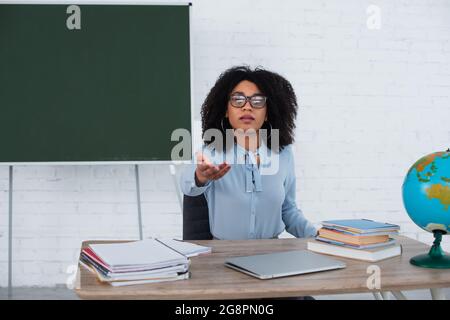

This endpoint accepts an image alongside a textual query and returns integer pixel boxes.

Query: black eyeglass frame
[229,93,267,109]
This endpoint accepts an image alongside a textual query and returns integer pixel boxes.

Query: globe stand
[410,230,450,268]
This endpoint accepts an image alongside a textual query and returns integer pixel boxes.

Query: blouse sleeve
[179,163,212,196]
[281,146,318,238]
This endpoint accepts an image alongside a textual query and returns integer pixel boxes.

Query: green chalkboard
[0,4,191,162]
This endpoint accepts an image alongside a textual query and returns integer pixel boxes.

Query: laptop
[224,250,346,279]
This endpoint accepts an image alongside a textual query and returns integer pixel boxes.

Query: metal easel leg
[135,165,143,240]
[170,164,183,213]
[8,166,13,299]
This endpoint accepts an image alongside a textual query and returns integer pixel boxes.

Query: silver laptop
[224,250,346,279]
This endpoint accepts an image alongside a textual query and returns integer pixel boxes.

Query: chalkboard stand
[8,166,13,298]
[5,164,147,295]
[170,164,183,212]
[135,165,143,240]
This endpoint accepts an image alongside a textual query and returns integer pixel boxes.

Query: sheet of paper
[89,239,188,267]
[156,238,211,257]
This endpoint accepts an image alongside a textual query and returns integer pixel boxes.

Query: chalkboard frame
[0,1,194,165]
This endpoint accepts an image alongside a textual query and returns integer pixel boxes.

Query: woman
[180,65,317,240]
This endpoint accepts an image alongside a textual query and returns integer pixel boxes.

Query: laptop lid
[224,250,346,279]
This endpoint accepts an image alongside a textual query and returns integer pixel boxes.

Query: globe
[402,149,450,268]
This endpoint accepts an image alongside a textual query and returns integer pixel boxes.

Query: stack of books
[80,238,211,287]
[307,219,402,262]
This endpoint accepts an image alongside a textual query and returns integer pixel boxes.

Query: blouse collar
[234,142,264,193]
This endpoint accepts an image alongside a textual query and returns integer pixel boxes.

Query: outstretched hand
[195,152,231,186]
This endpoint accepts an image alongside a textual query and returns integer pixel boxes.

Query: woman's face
[226,80,267,133]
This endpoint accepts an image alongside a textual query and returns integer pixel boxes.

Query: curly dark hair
[200,65,298,152]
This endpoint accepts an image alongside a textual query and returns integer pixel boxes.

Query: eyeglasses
[229,93,267,109]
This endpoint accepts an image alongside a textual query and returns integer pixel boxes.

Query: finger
[202,155,212,165]
[211,165,231,180]
[202,165,220,178]
[211,162,228,176]
[196,152,212,165]
[211,167,231,180]
[199,162,218,173]
[217,162,228,170]
[198,162,210,172]
[198,159,215,172]
[197,152,212,164]
[195,152,203,163]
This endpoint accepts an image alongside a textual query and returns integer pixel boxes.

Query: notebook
[307,239,402,262]
[108,272,191,287]
[87,239,188,272]
[80,238,212,286]
[315,236,397,249]
[321,219,400,234]
[224,250,346,279]
[80,239,196,286]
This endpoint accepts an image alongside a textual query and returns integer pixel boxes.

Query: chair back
[182,194,213,240]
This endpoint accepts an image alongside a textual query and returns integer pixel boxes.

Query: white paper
[156,238,211,257]
[89,239,188,268]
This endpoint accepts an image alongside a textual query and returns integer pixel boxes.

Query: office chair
[182,194,213,240]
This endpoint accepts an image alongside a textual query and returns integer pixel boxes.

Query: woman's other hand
[195,152,231,186]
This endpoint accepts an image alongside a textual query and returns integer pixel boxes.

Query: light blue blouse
[179,142,317,240]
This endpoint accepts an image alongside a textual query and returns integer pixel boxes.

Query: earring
[221,117,228,132]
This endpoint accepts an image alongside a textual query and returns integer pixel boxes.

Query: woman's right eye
[232,96,245,103]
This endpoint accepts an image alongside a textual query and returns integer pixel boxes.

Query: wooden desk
[74,236,450,300]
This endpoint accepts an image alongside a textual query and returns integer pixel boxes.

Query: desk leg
[430,288,446,300]
[373,292,391,300]
[391,291,407,300]
[372,292,383,300]
[381,292,390,300]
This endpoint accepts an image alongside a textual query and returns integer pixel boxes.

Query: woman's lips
[239,115,255,122]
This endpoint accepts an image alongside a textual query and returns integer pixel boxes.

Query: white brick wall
[0,0,449,287]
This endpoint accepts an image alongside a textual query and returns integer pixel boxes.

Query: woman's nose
[242,101,252,111]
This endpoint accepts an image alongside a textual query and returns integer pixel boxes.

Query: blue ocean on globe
[402,151,450,233]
